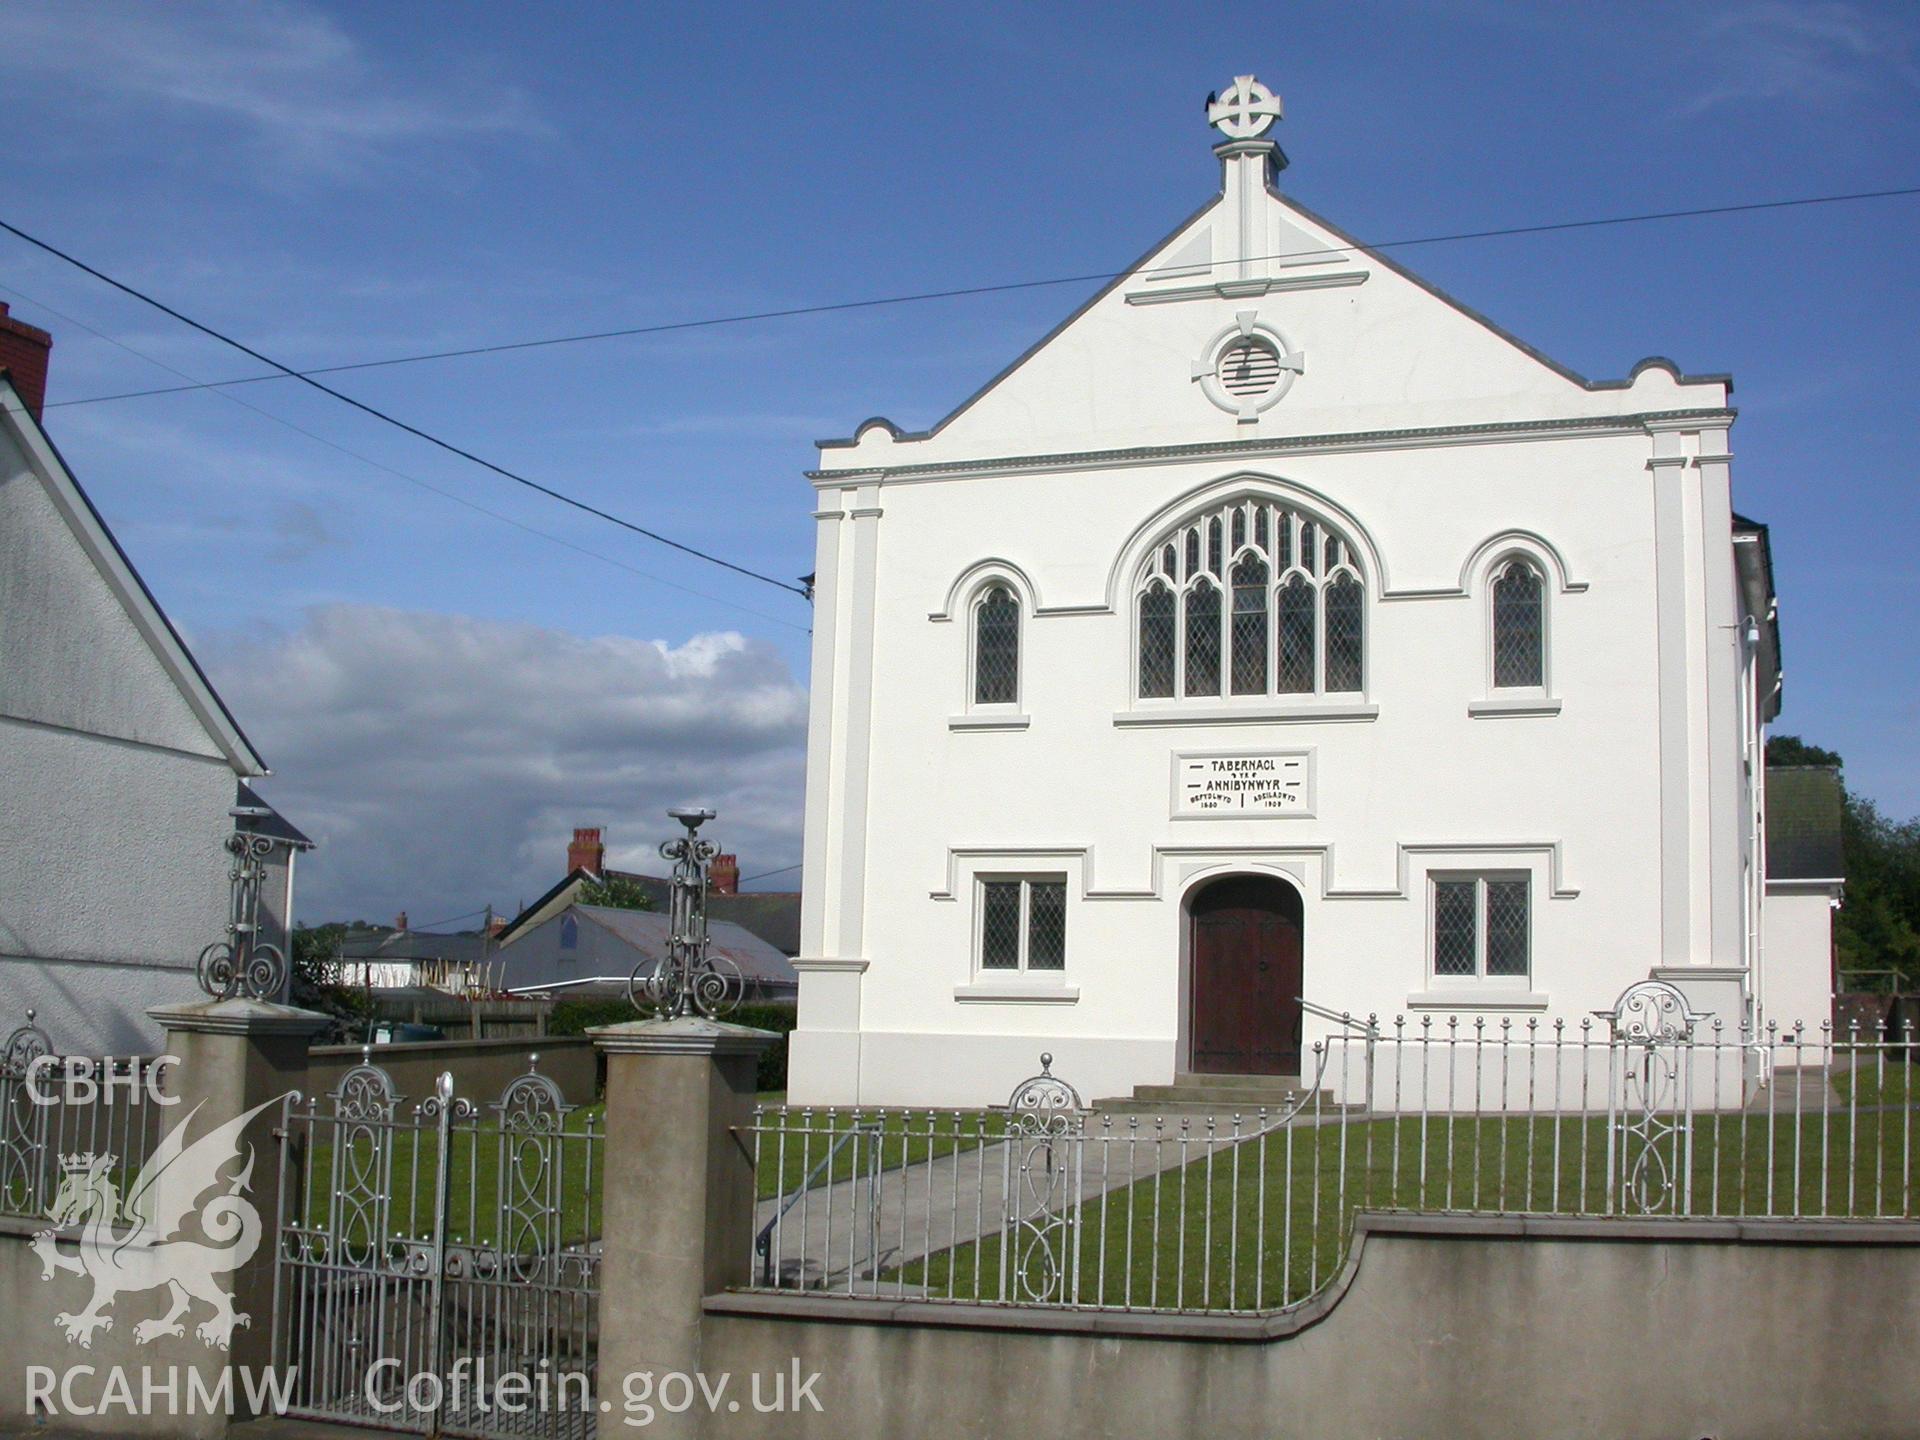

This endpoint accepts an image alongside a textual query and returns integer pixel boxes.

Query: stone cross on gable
[1208,75,1282,140]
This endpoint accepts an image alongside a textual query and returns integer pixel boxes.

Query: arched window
[1491,559,1545,689]
[1135,499,1366,701]
[973,584,1020,705]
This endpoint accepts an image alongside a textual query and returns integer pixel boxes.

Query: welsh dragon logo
[31,1096,280,1350]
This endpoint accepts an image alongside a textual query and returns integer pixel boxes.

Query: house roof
[1766,766,1845,883]
[1,375,266,774]
[505,904,798,995]
[603,870,803,956]
[236,781,314,850]
[337,926,493,966]
[494,867,803,955]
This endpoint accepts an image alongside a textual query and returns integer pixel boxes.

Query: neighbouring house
[499,902,798,1002]
[0,305,311,1054]
[496,826,802,957]
[331,917,500,995]
[1760,765,1846,1034]
[786,75,1834,1107]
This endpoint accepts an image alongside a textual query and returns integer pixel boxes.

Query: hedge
[547,997,797,1093]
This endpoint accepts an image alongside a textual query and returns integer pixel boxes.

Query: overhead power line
[0,281,813,634]
[0,216,810,600]
[738,862,803,885]
[31,184,1920,412]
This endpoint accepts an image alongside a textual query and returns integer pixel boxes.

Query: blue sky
[1,1,1914,924]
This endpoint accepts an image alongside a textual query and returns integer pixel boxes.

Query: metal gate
[273,1056,602,1437]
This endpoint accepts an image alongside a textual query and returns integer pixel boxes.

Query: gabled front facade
[0,314,299,1054]
[788,77,1819,1107]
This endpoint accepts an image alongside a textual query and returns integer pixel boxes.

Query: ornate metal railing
[739,982,1920,1316]
[273,1053,604,1438]
[0,1011,167,1220]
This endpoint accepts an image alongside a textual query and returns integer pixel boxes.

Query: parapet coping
[704,1211,1920,1344]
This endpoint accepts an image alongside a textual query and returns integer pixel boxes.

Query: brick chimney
[709,853,740,895]
[568,826,606,875]
[0,303,53,422]
[395,910,409,932]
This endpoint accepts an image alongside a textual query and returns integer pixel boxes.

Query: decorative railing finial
[195,809,289,1001]
[2,1009,51,1079]
[627,807,743,1021]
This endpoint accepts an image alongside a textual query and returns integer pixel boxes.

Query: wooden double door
[1189,874,1304,1076]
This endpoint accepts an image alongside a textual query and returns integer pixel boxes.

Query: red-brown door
[1189,875,1304,1076]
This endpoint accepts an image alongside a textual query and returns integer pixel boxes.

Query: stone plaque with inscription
[1172,749,1315,818]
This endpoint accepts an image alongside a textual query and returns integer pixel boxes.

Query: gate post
[591,1016,776,1429]
[147,997,329,1423]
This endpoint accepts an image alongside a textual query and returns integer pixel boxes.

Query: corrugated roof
[1766,766,1846,882]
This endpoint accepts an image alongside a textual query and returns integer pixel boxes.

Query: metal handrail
[755,1118,882,1286]
[1298,998,1380,1037]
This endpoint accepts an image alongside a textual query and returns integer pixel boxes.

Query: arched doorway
[1188,874,1304,1076]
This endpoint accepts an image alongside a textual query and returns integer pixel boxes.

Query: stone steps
[1089,1073,1362,1120]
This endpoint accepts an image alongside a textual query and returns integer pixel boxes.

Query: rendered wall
[791,163,1769,1108]
[1762,884,1838,1040]
[699,1217,1920,1440]
[0,426,237,1057]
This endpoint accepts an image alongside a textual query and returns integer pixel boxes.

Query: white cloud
[0,0,546,178]
[1681,2,1919,115]
[202,606,809,925]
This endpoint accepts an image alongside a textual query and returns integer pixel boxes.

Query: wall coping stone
[589,1016,779,1057]
[703,1212,1920,1344]
[147,997,333,1036]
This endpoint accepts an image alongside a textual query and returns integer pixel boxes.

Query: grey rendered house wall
[498,912,638,993]
[0,425,234,1055]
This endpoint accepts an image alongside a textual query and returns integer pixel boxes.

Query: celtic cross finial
[1207,75,1282,141]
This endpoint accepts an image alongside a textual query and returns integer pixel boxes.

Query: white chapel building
[787,77,1830,1107]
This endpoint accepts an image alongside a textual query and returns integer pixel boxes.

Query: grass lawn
[1834,1060,1919,1108]
[897,1107,1920,1312]
[293,1104,604,1250]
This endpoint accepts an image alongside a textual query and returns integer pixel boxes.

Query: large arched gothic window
[1135,499,1366,701]
[1490,559,1545,689]
[973,584,1020,705]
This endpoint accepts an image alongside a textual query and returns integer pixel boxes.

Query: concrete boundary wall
[698,1214,1920,1440]
[304,1035,596,1107]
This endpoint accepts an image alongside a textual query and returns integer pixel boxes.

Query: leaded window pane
[1138,582,1176,699]
[1185,580,1222,697]
[974,586,1019,705]
[1433,881,1478,977]
[1276,513,1292,570]
[1277,576,1315,694]
[1185,528,1200,576]
[1325,534,1340,571]
[1161,543,1176,578]
[1254,506,1269,552]
[981,882,1021,969]
[1324,572,1364,694]
[1207,518,1223,576]
[1300,521,1317,575]
[1027,881,1067,970]
[1485,880,1530,978]
[1492,561,1545,689]
[1232,507,1246,550]
[1230,554,1270,695]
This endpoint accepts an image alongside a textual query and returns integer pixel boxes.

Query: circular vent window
[1218,337,1282,398]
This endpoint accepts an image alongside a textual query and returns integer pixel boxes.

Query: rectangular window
[977,876,1068,973]
[1429,874,1530,981]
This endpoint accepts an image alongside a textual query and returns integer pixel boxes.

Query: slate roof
[235,781,314,849]
[577,905,799,988]
[337,926,494,966]
[606,870,803,956]
[1766,766,1846,882]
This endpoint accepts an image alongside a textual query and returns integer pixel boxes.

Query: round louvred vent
[1218,338,1283,398]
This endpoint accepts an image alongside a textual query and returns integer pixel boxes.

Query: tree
[1767,735,1920,987]
[289,921,373,1041]
[577,875,657,911]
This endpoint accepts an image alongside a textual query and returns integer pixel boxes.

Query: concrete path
[750,1112,1328,1291]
